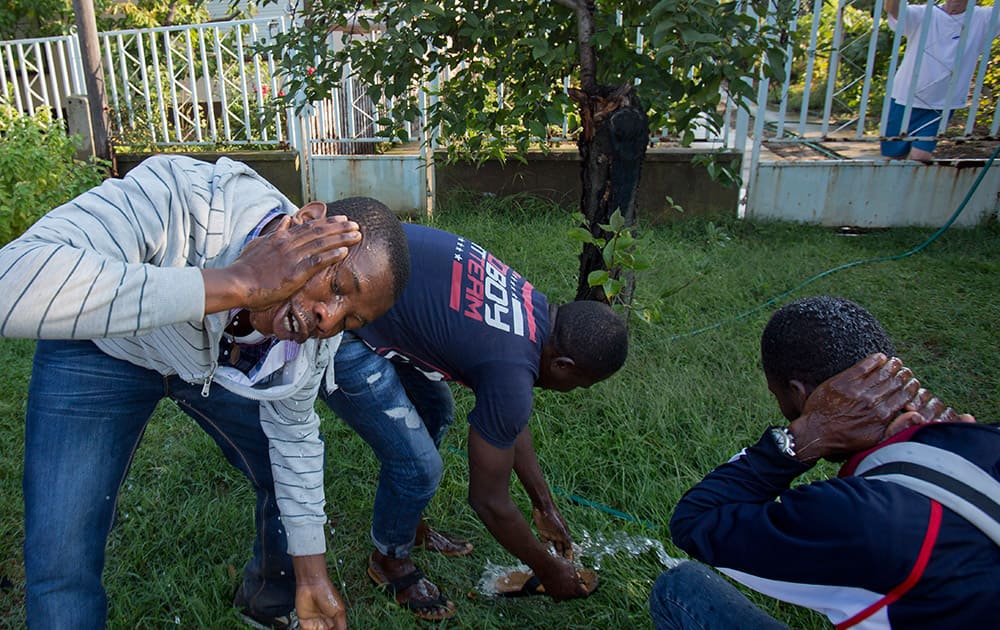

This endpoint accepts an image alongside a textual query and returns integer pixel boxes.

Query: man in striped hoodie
[0,155,409,630]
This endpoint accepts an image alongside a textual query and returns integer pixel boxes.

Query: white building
[204,0,298,22]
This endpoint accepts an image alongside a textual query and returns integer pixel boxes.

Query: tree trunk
[73,0,111,163]
[571,84,649,303]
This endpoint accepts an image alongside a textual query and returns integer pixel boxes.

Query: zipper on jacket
[201,362,218,397]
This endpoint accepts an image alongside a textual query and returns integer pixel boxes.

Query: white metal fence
[0,16,412,155]
[763,0,999,142]
[0,32,81,120]
[2,3,998,198]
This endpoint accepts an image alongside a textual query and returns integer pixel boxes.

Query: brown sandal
[368,562,457,620]
[494,567,599,598]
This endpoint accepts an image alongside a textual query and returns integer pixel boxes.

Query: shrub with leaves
[257,0,791,158]
[568,209,659,319]
[0,97,108,245]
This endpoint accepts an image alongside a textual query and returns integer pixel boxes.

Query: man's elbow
[667,506,698,556]
[467,487,503,523]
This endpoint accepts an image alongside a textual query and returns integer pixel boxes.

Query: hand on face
[228,214,360,314]
[788,353,921,462]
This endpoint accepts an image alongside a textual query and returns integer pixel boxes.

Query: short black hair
[325,197,409,300]
[761,295,895,389]
[552,300,628,379]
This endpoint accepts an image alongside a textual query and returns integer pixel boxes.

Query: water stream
[476,529,686,595]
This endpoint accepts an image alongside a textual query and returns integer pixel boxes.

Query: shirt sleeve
[887,5,922,36]
[466,363,535,449]
[257,342,331,555]
[669,429,920,587]
[0,155,207,339]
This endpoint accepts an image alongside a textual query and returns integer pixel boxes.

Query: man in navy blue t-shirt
[320,223,628,620]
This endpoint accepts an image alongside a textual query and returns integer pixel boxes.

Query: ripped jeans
[319,333,454,558]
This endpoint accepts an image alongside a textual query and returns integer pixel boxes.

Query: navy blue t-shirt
[356,223,550,449]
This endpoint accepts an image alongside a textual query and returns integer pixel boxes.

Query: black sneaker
[233,585,299,630]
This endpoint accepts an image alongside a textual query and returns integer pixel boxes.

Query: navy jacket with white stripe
[670,422,1000,628]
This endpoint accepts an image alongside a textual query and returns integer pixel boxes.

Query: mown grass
[1,190,998,629]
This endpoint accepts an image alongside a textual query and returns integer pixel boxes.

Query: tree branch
[552,0,583,10]
[555,0,597,94]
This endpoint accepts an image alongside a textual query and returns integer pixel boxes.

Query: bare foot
[367,551,456,620]
[415,519,474,557]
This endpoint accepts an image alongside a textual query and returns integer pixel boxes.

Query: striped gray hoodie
[0,154,337,556]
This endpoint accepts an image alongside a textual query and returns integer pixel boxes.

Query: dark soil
[763,138,1000,161]
[931,139,1000,160]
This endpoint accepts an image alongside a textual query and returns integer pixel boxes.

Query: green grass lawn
[1,192,998,629]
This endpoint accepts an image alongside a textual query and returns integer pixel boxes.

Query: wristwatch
[769,426,797,458]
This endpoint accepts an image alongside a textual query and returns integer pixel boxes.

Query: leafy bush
[0,96,109,246]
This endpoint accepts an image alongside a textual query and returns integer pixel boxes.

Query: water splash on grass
[476,529,685,595]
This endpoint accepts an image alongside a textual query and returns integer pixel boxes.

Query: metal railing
[2,3,996,160]
[0,17,407,154]
[761,0,999,146]
[0,33,81,120]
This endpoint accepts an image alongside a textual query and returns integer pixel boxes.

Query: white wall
[747,160,1000,228]
[309,154,428,215]
[204,0,297,22]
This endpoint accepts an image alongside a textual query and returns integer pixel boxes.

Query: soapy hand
[788,354,921,462]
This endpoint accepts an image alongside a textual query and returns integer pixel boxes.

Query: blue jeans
[649,561,790,630]
[880,99,950,157]
[23,340,294,629]
[319,333,454,558]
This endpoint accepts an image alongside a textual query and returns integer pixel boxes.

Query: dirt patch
[763,142,833,160]
[763,138,999,161]
[930,140,1000,160]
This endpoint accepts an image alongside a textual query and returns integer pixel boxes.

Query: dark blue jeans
[649,561,790,630]
[23,340,294,629]
[320,333,454,558]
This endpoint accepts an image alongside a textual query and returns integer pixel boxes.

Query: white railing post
[184,29,202,143]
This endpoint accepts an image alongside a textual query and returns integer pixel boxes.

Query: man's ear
[291,201,328,225]
[789,379,811,410]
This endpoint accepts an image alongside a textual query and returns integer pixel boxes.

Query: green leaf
[587,270,610,287]
[608,209,626,231]
[602,242,616,267]
[680,29,717,44]
[603,277,624,297]
[567,226,596,244]
[423,3,446,17]
[528,119,547,139]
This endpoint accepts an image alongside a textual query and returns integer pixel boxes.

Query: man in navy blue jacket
[653,295,998,629]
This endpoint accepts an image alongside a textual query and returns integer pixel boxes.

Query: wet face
[248,231,395,343]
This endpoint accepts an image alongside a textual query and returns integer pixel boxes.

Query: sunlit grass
[1,192,997,628]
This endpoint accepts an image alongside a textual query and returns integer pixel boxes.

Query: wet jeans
[320,333,454,558]
[649,561,790,630]
[23,340,294,629]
